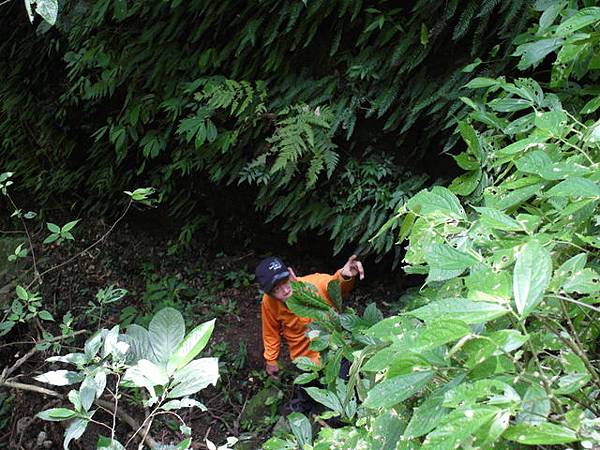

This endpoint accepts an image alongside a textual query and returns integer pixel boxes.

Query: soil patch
[0,218,407,449]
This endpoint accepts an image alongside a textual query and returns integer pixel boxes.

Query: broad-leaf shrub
[35,307,218,449]
[265,74,600,448]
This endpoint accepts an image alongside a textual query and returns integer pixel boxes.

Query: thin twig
[550,294,600,313]
[204,409,235,434]
[0,330,86,381]
[111,373,120,442]
[7,194,40,284]
[125,398,162,449]
[27,200,132,289]
[0,380,159,448]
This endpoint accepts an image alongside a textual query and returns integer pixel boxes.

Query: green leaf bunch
[34,307,218,449]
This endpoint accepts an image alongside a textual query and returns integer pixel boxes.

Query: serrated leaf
[408,298,508,324]
[404,376,465,439]
[547,177,600,198]
[425,244,479,273]
[489,97,532,112]
[421,407,500,450]
[555,6,600,35]
[513,241,552,317]
[326,280,342,310]
[474,207,522,232]
[513,38,563,70]
[407,187,466,219]
[413,320,471,352]
[364,371,433,409]
[503,422,578,444]
[449,169,481,196]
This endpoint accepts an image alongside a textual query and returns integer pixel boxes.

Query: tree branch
[0,380,159,448]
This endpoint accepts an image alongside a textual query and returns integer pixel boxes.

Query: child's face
[271,277,293,301]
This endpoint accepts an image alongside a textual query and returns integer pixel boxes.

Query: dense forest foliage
[2,0,600,449]
[2,0,535,257]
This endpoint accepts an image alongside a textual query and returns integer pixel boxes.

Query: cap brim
[266,270,290,293]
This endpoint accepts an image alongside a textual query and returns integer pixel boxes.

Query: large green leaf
[474,207,522,232]
[421,406,500,450]
[168,319,215,372]
[126,324,156,364]
[326,280,342,310]
[514,38,563,70]
[34,370,84,386]
[546,177,600,198]
[408,298,508,324]
[167,357,219,398]
[407,187,466,219]
[123,359,169,399]
[363,371,433,409]
[304,387,343,413]
[534,110,567,137]
[466,268,512,303]
[372,409,405,450]
[63,418,88,449]
[36,408,77,422]
[148,307,186,365]
[503,422,578,445]
[555,6,600,35]
[79,376,97,411]
[403,377,468,440]
[35,0,58,25]
[513,241,552,317]
[412,320,471,352]
[443,380,519,408]
[424,244,479,272]
[288,412,312,448]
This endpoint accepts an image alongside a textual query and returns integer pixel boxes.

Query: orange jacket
[261,270,354,366]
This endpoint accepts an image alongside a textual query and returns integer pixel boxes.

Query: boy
[255,255,364,377]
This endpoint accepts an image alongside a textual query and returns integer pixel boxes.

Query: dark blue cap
[255,256,290,293]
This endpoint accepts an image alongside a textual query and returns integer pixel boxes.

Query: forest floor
[0,218,408,449]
